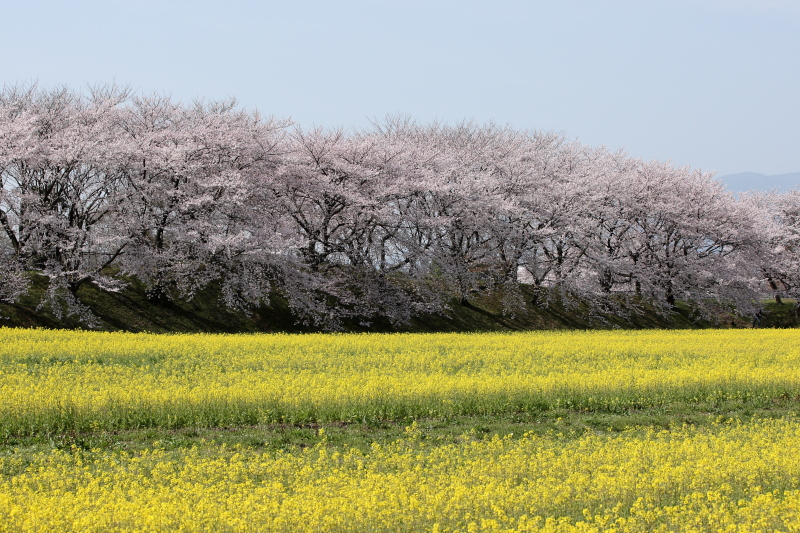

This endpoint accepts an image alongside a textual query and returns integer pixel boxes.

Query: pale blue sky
[2,0,798,177]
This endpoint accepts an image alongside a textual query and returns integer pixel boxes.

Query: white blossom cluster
[0,85,794,327]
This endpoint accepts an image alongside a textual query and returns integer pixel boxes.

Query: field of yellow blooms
[2,328,800,531]
[2,328,800,436]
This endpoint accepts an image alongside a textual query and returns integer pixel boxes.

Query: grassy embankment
[1,273,796,333]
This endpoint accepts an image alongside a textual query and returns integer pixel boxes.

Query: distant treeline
[0,85,797,328]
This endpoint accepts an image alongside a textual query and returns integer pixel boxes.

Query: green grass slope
[0,275,795,332]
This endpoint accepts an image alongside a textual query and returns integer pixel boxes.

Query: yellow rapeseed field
[2,328,800,531]
[1,328,799,435]
[2,420,800,531]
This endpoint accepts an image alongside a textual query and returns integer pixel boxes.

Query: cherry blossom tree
[602,161,763,316]
[748,189,800,306]
[116,95,288,309]
[262,124,438,327]
[0,83,786,327]
[0,84,132,322]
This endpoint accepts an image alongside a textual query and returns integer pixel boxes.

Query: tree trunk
[768,278,784,305]
[68,278,85,296]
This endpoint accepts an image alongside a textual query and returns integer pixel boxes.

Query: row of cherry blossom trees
[0,85,796,327]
